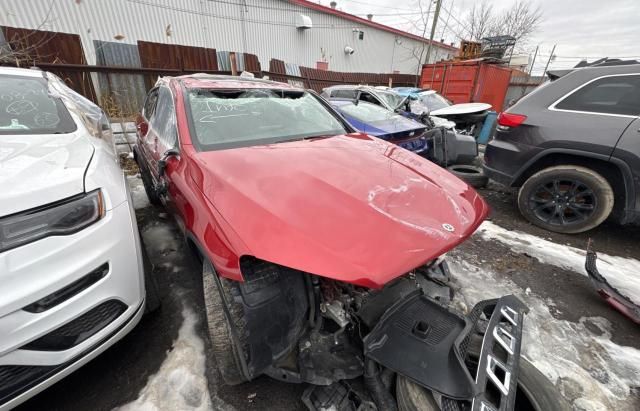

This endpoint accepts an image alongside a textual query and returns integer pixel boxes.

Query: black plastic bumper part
[363,294,528,410]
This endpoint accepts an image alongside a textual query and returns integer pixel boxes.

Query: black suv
[484,63,640,233]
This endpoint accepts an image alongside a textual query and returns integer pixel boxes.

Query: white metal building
[0,0,457,74]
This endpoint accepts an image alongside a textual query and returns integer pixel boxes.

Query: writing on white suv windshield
[0,76,76,135]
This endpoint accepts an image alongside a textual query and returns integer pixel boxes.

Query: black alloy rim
[528,178,597,226]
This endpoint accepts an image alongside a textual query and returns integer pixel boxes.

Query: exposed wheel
[446,165,489,188]
[202,259,249,385]
[141,236,161,314]
[517,165,614,234]
[136,153,162,206]
[396,359,570,411]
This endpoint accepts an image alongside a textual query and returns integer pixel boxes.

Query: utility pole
[542,44,557,76]
[424,0,443,65]
[414,0,435,85]
[528,45,539,76]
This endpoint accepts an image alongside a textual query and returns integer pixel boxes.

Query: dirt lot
[16,165,640,411]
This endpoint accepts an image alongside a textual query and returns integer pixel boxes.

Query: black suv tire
[517,165,614,234]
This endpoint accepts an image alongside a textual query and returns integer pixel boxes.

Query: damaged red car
[134,75,565,411]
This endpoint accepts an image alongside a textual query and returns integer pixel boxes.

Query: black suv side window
[555,74,640,116]
[150,86,178,149]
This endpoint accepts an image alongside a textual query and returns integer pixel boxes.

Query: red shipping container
[420,60,512,111]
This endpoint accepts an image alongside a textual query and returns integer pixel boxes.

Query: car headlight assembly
[0,190,105,253]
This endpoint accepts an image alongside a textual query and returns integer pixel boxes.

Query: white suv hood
[0,131,94,217]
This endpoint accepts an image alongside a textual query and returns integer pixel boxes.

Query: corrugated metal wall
[0,0,454,74]
[1,25,97,101]
[94,40,147,116]
[421,62,512,110]
[473,64,512,111]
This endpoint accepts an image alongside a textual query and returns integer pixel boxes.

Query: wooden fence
[1,24,419,118]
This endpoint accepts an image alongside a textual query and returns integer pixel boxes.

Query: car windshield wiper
[276,134,336,144]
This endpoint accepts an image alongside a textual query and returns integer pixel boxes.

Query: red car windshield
[185,88,347,150]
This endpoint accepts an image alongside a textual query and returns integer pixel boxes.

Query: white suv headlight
[0,190,105,253]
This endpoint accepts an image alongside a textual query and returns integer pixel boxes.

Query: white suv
[0,67,153,409]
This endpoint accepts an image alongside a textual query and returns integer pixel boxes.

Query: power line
[213,0,432,17]
[127,0,375,29]
[439,14,465,40]
[339,0,418,12]
[439,3,471,37]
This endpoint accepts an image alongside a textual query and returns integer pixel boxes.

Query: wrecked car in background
[321,84,485,187]
[0,67,159,410]
[134,74,567,411]
[328,99,428,153]
[393,87,492,137]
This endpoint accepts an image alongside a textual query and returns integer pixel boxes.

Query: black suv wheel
[517,166,614,234]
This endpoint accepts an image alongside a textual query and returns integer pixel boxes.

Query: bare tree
[465,1,494,41]
[499,1,543,47]
[0,0,56,65]
[464,0,543,47]
[400,0,435,79]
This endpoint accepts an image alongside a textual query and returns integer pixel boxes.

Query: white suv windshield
[376,91,406,108]
[418,92,451,111]
[186,88,347,150]
[0,76,76,135]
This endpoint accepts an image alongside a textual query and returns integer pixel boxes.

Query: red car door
[136,87,159,182]
[146,85,181,212]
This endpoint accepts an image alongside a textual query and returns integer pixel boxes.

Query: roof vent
[296,14,313,29]
[330,1,337,9]
[367,14,373,21]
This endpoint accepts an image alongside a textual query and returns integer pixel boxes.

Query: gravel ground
[15,170,640,411]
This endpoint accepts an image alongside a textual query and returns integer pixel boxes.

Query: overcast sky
[319,0,640,74]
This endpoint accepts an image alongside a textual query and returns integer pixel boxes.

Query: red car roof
[172,74,299,90]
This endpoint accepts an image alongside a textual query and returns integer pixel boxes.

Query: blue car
[329,99,427,153]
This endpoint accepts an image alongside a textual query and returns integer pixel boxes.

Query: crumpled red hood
[192,134,488,288]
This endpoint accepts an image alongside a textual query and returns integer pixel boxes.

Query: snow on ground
[142,223,178,256]
[115,306,235,411]
[127,175,150,210]
[115,307,214,411]
[476,221,640,305]
[448,256,640,411]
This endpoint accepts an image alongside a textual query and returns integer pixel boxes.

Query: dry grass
[119,153,139,176]
[99,92,138,120]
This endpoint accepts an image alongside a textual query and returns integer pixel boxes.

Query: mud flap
[363,294,528,411]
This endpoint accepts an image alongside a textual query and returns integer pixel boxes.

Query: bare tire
[202,260,249,385]
[517,166,614,234]
[396,359,570,411]
[447,165,489,188]
[396,376,439,411]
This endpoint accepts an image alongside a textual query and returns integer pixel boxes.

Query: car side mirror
[158,148,179,177]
